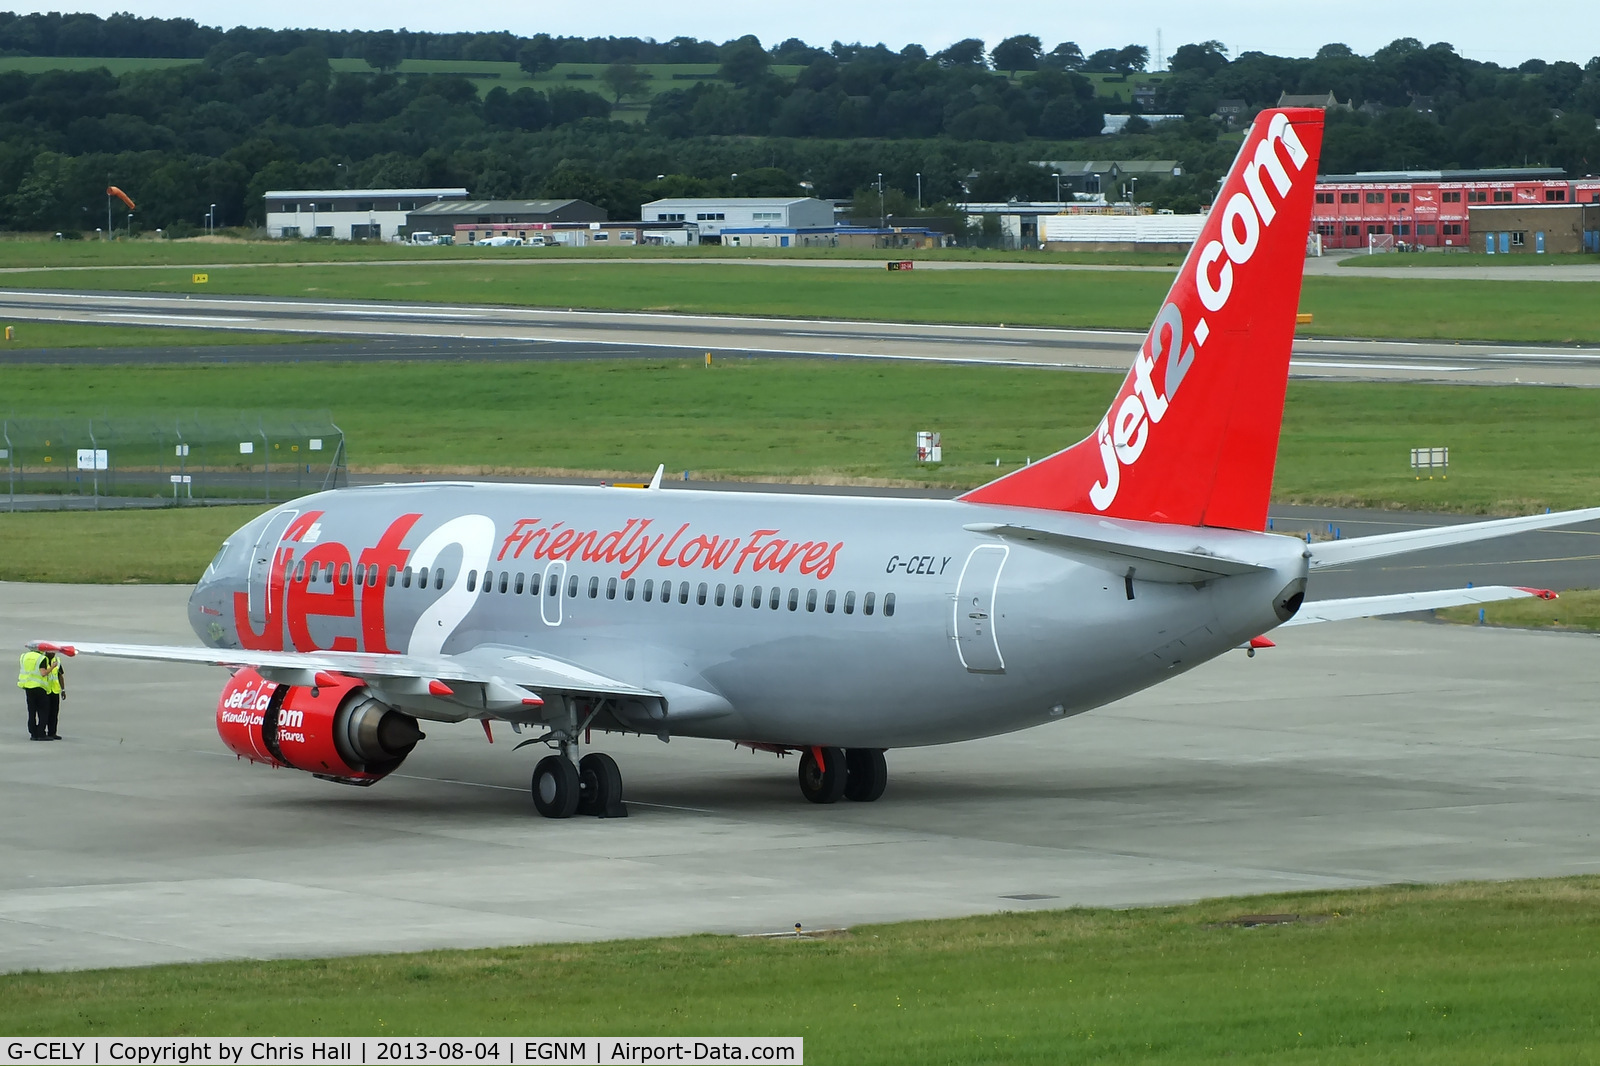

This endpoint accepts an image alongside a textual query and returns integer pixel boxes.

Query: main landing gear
[532,746,627,819]
[798,747,887,805]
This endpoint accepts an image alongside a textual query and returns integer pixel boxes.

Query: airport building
[1310,169,1600,251]
[405,198,608,236]
[1041,212,1205,253]
[264,188,467,240]
[453,220,698,247]
[640,197,834,243]
[1466,203,1600,254]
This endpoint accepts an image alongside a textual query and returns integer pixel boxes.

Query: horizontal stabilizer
[964,521,1270,583]
[1281,585,1554,627]
[1309,506,1600,569]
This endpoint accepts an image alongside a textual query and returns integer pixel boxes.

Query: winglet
[1517,587,1558,600]
[648,464,665,491]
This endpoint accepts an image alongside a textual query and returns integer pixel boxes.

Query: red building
[1310,168,1595,251]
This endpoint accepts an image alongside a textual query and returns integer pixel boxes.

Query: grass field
[2,876,1598,1063]
[1340,252,1600,268]
[0,506,266,583]
[5,261,1600,342]
[4,358,1600,582]
[0,321,325,349]
[0,239,1185,269]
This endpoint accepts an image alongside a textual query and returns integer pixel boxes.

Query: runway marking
[1290,359,1474,372]
[98,312,259,324]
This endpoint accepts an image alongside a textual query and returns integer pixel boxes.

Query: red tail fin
[961,108,1326,531]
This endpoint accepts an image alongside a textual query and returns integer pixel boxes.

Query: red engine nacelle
[216,668,425,785]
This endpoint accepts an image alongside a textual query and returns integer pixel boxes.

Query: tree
[719,35,769,87]
[1041,42,1085,71]
[517,34,558,77]
[602,61,648,103]
[360,30,403,73]
[936,39,987,68]
[1169,40,1228,76]
[991,35,1041,75]
[1115,44,1150,74]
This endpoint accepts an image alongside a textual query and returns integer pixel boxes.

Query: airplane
[31,106,1600,820]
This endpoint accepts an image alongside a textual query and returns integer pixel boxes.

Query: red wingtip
[34,642,76,656]
[1516,587,1559,600]
[428,679,454,697]
[1249,636,1277,648]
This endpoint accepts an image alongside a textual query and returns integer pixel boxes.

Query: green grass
[4,359,1600,583]
[0,321,324,349]
[2,877,1599,1063]
[1340,252,1600,268]
[5,261,1599,342]
[0,55,196,75]
[1436,588,1600,630]
[0,506,268,583]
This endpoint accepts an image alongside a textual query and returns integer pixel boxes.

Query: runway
[6,287,1600,385]
[3,568,1599,972]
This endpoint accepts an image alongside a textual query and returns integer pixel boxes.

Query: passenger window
[844,591,855,614]
[697,582,708,606]
[751,585,762,608]
[292,560,306,582]
[733,584,744,607]
[435,569,445,590]
[769,586,781,610]
[514,573,524,595]
[715,583,725,606]
[368,567,379,588]
[864,592,876,616]
[660,580,672,603]
[386,566,397,588]
[327,565,336,584]
[679,583,690,605]
[416,566,428,588]
[884,592,896,617]
[547,573,560,596]
[351,563,363,585]
[567,575,579,598]
[588,576,599,599]
[625,578,636,601]
[825,590,836,613]
[466,570,477,592]
[480,570,492,594]
[339,563,351,586]
[787,588,799,611]
[499,572,509,594]
[643,579,655,602]
[607,577,617,600]
[806,589,817,612]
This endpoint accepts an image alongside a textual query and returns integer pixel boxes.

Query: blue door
[1536,231,1545,254]
[780,235,790,247]
[1498,232,1511,254]
[1485,233,1495,254]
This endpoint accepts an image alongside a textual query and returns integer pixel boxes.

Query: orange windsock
[106,186,136,210]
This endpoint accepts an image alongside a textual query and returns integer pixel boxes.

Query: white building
[1042,212,1205,251]
[264,188,468,240]
[639,197,834,242]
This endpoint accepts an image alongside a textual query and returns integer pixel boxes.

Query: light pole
[1054,173,1062,204]
[1129,176,1139,206]
[208,203,216,236]
[877,172,884,229]
[916,172,922,210]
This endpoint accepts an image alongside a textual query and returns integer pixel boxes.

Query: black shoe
[45,735,61,741]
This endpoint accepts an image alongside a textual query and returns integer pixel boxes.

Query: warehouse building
[264,188,467,240]
[1041,212,1205,253]
[640,198,833,243]
[406,198,607,236]
[1467,203,1600,254]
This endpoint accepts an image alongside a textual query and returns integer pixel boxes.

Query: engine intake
[216,668,424,785]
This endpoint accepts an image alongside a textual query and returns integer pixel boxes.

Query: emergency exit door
[953,545,1008,673]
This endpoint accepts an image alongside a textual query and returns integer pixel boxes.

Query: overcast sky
[54,0,1600,68]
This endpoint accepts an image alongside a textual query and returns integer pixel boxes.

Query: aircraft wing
[1279,585,1554,627]
[1308,506,1600,569]
[25,639,661,721]
[964,521,1271,583]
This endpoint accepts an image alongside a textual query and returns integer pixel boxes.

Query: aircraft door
[247,509,298,628]
[541,561,565,627]
[953,545,1008,673]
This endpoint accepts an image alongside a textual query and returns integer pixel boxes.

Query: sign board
[169,474,192,484]
[309,439,323,451]
[192,273,209,283]
[0,449,8,460]
[239,441,254,454]
[1410,447,1448,470]
[887,260,914,271]
[915,430,942,463]
[175,443,189,457]
[76,448,108,471]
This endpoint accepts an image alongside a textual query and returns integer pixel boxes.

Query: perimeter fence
[2,411,347,510]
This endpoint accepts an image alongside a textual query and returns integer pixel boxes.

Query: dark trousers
[24,687,48,738]
[44,693,60,738]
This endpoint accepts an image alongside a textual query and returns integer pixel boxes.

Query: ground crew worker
[41,650,64,740]
[17,649,51,740]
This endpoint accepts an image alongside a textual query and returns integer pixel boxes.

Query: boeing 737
[31,108,1600,819]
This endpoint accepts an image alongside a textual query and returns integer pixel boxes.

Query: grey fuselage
[189,483,1308,749]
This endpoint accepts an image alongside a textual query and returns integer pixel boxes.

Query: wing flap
[1281,585,1553,627]
[964,521,1270,583]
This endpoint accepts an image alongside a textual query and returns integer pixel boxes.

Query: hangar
[1468,203,1600,254]
[641,197,834,243]
[264,188,467,240]
[405,198,608,236]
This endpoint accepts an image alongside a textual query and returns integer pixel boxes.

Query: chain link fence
[3,412,347,510]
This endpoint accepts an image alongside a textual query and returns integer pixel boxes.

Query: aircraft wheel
[577,752,628,818]
[798,746,847,804]
[843,748,888,803]
[532,754,580,818]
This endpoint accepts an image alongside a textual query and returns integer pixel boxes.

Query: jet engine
[216,667,425,785]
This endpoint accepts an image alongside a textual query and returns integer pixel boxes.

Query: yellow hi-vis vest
[17,651,49,690]
[43,656,62,695]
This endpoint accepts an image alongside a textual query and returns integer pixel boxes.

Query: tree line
[0,13,1597,235]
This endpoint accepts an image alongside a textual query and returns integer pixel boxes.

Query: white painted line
[1290,359,1475,372]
